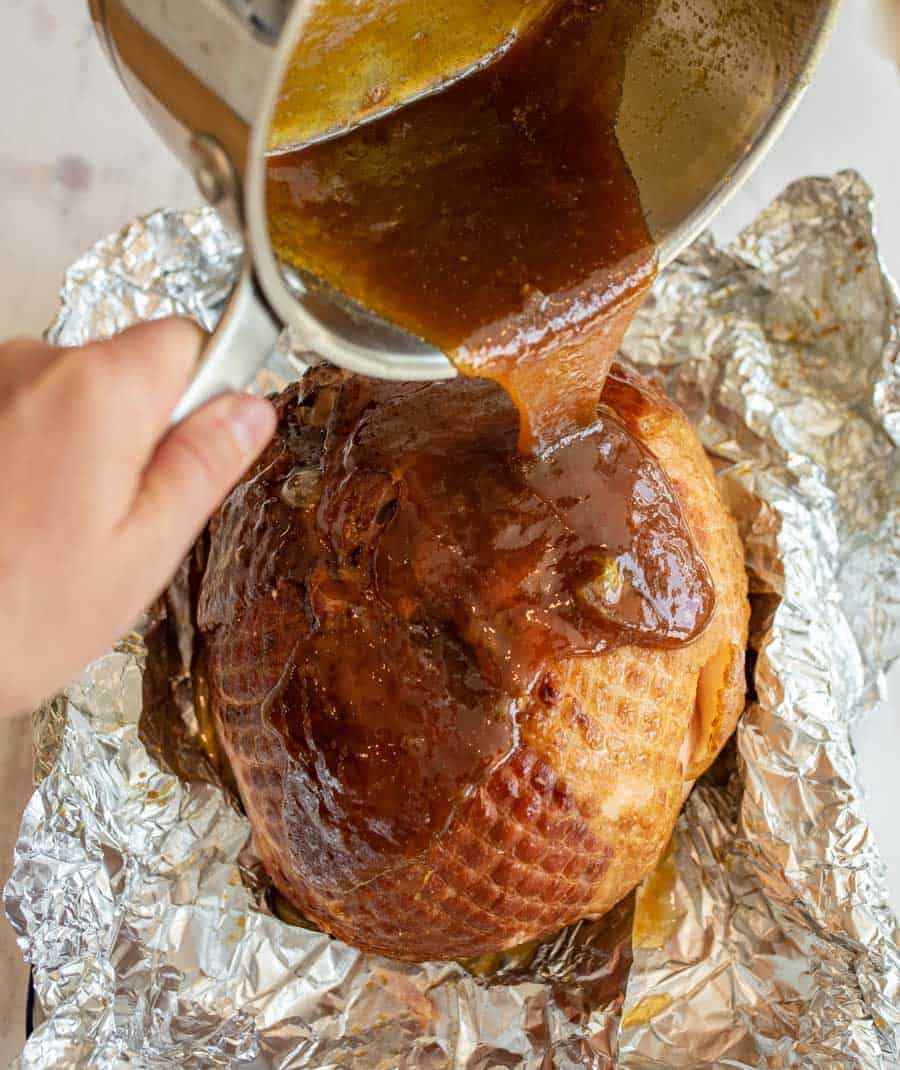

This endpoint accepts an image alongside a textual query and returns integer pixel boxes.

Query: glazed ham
[198,366,748,961]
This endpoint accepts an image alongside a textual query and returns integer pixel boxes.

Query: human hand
[0,318,277,717]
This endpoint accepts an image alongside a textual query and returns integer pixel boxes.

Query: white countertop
[0,1,898,1060]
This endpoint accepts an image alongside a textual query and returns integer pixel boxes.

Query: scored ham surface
[198,366,748,961]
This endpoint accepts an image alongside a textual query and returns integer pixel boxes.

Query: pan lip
[656,0,843,267]
[244,0,456,380]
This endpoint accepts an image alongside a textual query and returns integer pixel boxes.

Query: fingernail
[227,395,277,456]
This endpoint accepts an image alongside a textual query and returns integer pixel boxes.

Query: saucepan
[88,0,840,419]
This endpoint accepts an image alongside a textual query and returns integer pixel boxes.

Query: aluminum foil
[5,170,899,1068]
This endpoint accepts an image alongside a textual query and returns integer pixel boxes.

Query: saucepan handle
[170,262,283,425]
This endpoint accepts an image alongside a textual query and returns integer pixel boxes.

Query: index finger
[77,318,207,455]
[33,318,210,523]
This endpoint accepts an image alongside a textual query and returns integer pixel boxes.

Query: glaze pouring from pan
[194,0,749,961]
[267,0,659,452]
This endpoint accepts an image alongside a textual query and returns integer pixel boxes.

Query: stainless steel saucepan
[89,0,840,418]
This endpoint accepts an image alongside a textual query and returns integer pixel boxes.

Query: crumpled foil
[5,170,900,1068]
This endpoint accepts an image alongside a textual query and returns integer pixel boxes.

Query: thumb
[124,391,277,579]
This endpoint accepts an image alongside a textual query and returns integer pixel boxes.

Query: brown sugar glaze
[208,0,720,907]
[266,0,659,452]
[199,368,714,893]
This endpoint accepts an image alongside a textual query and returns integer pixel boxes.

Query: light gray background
[0,0,898,1060]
